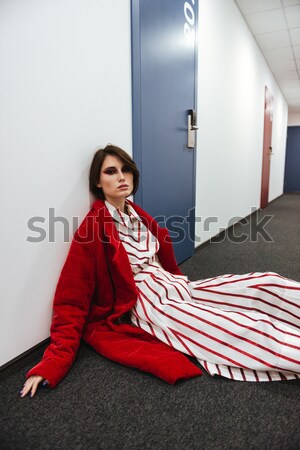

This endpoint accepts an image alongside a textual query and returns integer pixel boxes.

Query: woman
[20,145,300,398]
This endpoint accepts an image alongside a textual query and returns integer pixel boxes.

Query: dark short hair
[89,144,140,200]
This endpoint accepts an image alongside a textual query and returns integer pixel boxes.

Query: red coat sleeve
[26,215,96,388]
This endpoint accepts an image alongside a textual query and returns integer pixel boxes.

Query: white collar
[105,200,141,228]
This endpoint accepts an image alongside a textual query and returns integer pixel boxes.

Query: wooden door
[260,86,274,209]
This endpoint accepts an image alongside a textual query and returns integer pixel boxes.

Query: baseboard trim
[0,338,50,382]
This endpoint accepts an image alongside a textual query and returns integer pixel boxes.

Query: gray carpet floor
[1,193,299,450]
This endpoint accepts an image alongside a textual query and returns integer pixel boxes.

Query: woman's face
[97,154,134,206]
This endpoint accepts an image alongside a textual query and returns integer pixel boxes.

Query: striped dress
[105,201,300,382]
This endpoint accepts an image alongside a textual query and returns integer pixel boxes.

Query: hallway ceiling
[235,0,300,114]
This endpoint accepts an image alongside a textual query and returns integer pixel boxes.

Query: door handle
[187,109,198,148]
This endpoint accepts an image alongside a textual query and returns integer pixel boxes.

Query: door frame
[131,0,143,205]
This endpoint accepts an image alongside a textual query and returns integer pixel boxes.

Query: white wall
[195,0,288,245]
[288,113,300,126]
[0,0,132,366]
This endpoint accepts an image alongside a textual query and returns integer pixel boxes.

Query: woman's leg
[132,271,300,381]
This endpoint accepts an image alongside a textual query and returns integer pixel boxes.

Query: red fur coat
[26,199,202,387]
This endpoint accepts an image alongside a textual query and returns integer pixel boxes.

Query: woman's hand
[19,376,47,398]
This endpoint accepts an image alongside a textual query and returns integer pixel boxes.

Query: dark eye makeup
[103,165,132,175]
[122,165,132,173]
[103,167,117,175]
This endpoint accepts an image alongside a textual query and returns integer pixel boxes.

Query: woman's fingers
[30,379,40,398]
[19,379,32,397]
[20,381,32,398]
[19,376,45,398]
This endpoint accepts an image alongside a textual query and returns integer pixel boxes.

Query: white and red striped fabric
[105,201,300,382]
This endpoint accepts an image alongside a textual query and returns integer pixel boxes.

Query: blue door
[284,126,300,192]
[131,0,198,264]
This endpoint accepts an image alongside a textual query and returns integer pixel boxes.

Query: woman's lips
[118,184,129,189]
